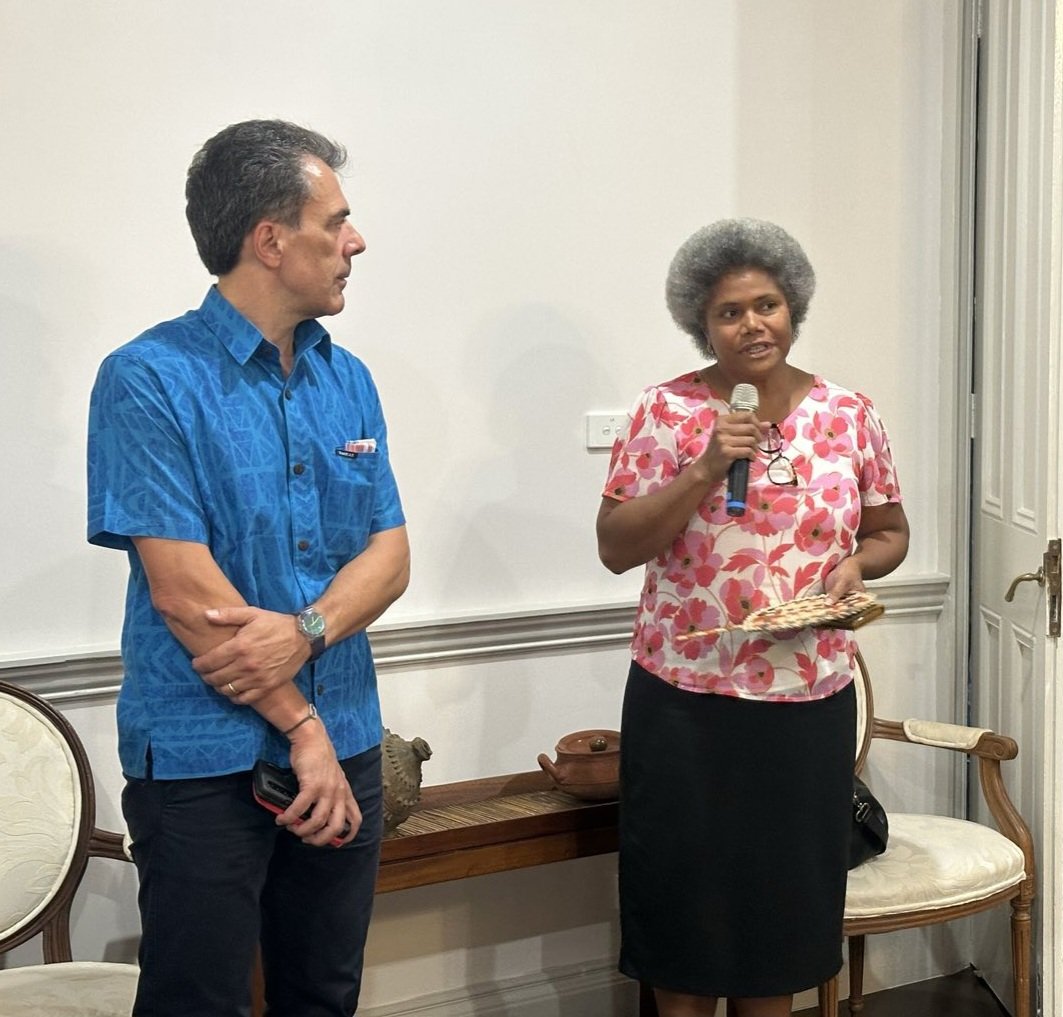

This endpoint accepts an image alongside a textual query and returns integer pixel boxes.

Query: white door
[970,1,1063,1014]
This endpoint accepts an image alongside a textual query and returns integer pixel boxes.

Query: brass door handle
[1005,567,1045,602]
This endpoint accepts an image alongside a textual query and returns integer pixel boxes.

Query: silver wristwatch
[295,606,326,662]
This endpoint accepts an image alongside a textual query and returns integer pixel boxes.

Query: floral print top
[602,372,902,701]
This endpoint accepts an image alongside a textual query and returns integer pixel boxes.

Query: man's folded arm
[132,535,310,729]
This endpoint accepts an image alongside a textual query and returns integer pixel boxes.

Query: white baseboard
[359,964,829,1015]
[358,961,639,1017]
[358,962,830,1017]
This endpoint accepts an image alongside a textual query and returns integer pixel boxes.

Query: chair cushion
[0,693,82,938]
[0,962,138,1016]
[845,813,1026,918]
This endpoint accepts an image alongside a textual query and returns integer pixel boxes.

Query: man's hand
[192,606,309,704]
[279,722,362,847]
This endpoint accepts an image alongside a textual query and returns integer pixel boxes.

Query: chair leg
[847,936,866,1014]
[1010,895,1032,1017]
[817,976,838,1017]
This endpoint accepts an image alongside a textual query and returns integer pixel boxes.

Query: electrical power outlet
[585,412,626,450]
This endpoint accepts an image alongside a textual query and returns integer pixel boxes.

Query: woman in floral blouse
[597,219,909,1017]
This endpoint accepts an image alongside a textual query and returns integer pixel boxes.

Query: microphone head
[729,383,759,414]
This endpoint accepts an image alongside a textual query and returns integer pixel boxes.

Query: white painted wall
[0,0,956,658]
[0,0,973,1012]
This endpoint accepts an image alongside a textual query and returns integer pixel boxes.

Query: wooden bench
[377,769,618,891]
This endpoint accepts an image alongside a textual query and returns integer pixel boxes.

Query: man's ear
[249,219,285,268]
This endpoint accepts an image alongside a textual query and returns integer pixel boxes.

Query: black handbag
[849,775,889,869]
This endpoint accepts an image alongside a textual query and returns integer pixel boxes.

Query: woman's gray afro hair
[665,218,816,360]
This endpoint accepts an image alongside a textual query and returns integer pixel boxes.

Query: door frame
[959,1,1063,1013]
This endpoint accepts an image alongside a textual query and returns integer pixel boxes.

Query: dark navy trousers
[123,746,383,1017]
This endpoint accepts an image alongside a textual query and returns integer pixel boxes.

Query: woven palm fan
[675,591,884,640]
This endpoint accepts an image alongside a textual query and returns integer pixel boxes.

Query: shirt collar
[198,285,332,366]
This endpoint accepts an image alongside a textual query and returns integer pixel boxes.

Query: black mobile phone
[251,760,350,845]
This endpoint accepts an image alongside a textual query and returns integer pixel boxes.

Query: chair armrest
[871,717,1017,761]
[870,716,1035,899]
[902,719,991,751]
[89,828,133,863]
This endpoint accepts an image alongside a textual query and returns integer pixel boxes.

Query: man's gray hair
[186,120,347,276]
[665,218,816,360]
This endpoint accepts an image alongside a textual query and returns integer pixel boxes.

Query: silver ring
[226,681,238,696]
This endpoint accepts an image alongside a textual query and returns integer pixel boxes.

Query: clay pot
[537,729,620,800]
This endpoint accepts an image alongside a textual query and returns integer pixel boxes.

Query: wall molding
[0,573,950,704]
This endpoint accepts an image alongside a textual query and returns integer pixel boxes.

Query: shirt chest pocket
[320,451,379,545]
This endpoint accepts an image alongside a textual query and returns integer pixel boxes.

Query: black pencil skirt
[618,661,855,999]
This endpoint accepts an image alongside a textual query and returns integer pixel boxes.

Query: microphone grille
[730,383,759,413]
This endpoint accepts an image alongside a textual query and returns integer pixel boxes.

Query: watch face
[299,609,326,638]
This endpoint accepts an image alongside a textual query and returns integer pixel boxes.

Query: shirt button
[297,539,309,551]
[293,463,305,475]
[284,389,293,400]
[316,684,325,695]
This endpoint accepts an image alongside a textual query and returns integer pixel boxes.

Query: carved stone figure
[381,728,433,833]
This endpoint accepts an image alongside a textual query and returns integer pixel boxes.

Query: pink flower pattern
[604,373,901,701]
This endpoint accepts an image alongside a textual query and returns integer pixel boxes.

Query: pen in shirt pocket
[336,438,377,458]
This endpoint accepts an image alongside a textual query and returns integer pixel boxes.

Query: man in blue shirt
[88,120,410,1016]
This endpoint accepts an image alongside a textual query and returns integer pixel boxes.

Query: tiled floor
[794,967,1010,1016]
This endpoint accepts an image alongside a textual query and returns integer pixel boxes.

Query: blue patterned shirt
[88,286,405,779]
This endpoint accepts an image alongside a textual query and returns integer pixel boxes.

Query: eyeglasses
[758,424,798,487]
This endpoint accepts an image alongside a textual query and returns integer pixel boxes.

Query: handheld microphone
[725,383,759,517]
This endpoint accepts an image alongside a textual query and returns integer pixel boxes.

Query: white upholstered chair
[0,680,139,1016]
[817,654,1035,1016]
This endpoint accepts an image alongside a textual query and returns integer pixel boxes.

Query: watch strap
[306,632,325,662]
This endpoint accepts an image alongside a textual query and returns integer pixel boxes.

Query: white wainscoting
[0,575,955,1011]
